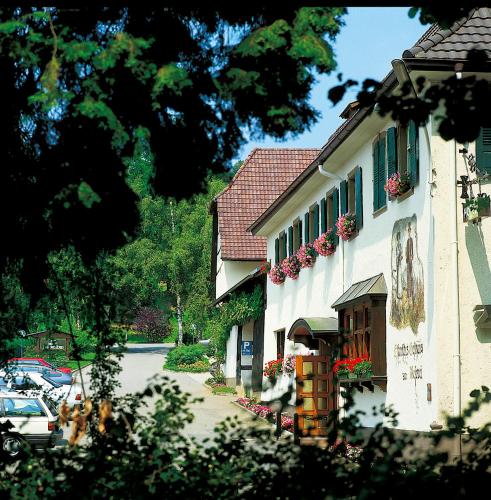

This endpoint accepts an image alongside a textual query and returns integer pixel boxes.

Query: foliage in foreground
[2,379,491,498]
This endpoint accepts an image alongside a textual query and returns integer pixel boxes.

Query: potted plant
[335,213,356,241]
[333,359,351,379]
[313,228,336,256]
[282,354,296,375]
[464,194,491,223]
[384,172,411,199]
[296,244,316,268]
[263,357,283,383]
[268,264,285,285]
[281,255,301,280]
[353,359,373,379]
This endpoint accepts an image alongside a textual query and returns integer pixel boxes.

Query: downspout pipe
[318,163,345,293]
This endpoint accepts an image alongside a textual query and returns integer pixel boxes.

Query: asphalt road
[61,343,268,444]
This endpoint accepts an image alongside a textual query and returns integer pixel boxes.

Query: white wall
[224,325,238,380]
[215,232,259,299]
[260,116,437,431]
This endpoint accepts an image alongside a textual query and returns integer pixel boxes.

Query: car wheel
[2,434,25,458]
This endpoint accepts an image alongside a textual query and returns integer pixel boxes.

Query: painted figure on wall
[390,215,425,333]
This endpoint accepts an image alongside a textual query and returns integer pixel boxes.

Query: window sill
[394,187,414,203]
[372,205,387,218]
[338,375,387,392]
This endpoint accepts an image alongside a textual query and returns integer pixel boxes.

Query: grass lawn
[65,352,96,371]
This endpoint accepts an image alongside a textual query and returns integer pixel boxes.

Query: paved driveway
[64,343,268,444]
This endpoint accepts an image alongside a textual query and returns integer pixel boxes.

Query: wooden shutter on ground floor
[332,188,339,245]
[477,127,491,174]
[408,120,419,186]
[274,238,279,265]
[281,233,287,261]
[355,166,363,230]
[288,226,293,256]
[340,180,348,215]
[320,197,327,233]
[387,126,397,178]
[298,220,303,247]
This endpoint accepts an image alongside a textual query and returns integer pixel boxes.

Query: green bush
[165,344,207,368]
[211,385,236,395]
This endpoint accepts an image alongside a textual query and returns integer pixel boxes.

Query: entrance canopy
[288,317,338,349]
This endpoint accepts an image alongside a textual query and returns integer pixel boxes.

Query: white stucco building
[245,9,491,435]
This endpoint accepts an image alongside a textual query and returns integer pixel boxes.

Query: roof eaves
[248,71,397,235]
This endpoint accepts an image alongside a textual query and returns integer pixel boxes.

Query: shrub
[165,343,207,368]
[212,386,236,395]
[75,329,97,354]
[165,360,210,373]
[134,307,169,342]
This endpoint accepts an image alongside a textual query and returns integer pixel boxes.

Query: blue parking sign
[241,341,253,356]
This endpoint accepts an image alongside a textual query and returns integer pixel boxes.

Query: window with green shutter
[355,166,363,229]
[313,203,320,240]
[304,212,309,244]
[387,127,397,178]
[292,218,301,252]
[274,238,279,265]
[320,198,327,233]
[340,180,348,215]
[288,226,293,256]
[408,120,419,186]
[372,133,386,211]
[476,127,491,175]
[332,188,339,245]
[279,231,287,261]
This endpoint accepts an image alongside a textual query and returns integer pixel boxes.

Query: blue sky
[237,7,428,159]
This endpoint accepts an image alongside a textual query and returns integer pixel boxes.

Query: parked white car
[0,391,62,458]
[0,371,83,408]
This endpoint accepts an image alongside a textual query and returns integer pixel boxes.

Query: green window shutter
[355,166,363,230]
[373,140,380,211]
[313,204,320,239]
[332,188,339,245]
[378,136,386,208]
[304,212,309,243]
[298,220,303,246]
[282,234,287,261]
[476,127,491,174]
[340,180,348,215]
[408,120,419,186]
[387,127,397,178]
[320,198,327,233]
[288,226,293,256]
[274,238,279,265]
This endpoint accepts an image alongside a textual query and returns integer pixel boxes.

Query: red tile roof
[216,148,319,261]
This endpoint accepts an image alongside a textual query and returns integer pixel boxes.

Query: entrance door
[295,355,334,436]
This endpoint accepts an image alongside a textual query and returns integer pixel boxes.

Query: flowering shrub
[384,172,411,197]
[329,440,363,462]
[236,398,294,433]
[134,307,170,342]
[335,213,356,241]
[281,255,301,279]
[296,243,316,268]
[313,229,336,256]
[259,260,271,274]
[333,354,370,378]
[263,357,283,380]
[268,264,285,285]
[275,413,294,432]
[282,354,296,375]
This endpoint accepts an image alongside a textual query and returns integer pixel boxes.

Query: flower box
[335,213,356,241]
[313,229,336,256]
[296,243,316,268]
[384,172,411,199]
[268,264,285,285]
[281,255,301,280]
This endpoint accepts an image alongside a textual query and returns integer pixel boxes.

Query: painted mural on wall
[390,215,425,333]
